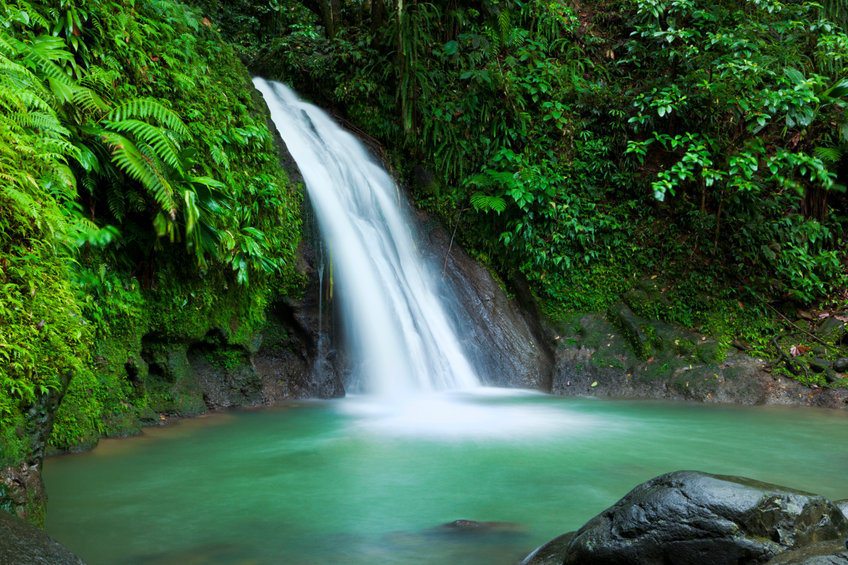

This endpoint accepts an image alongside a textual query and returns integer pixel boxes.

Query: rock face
[1,386,65,527]
[0,509,85,564]
[419,214,554,390]
[551,309,848,409]
[523,471,848,565]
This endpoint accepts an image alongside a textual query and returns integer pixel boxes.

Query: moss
[696,341,727,365]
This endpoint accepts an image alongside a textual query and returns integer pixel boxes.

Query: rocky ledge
[0,509,85,564]
[522,470,848,565]
[549,298,848,409]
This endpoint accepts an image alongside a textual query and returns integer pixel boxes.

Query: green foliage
[0,0,304,466]
[254,0,848,393]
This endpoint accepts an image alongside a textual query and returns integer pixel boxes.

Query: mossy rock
[607,302,664,360]
[815,317,847,347]
[696,340,726,364]
[141,341,206,416]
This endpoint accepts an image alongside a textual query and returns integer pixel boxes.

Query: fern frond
[72,87,111,115]
[103,98,189,138]
[106,186,127,221]
[498,8,511,46]
[19,35,76,86]
[470,192,507,214]
[35,137,80,163]
[102,118,182,172]
[813,145,843,164]
[2,185,39,219]
[0,83,51,113]
[100,130,177,217]
[9,110,70,138]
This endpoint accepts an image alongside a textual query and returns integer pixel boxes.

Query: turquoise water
[44,392,848,564]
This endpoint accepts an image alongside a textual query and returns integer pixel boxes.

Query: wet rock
[525,470,848,565]
[0,463,46,527]
[834,358,848,373]
[141,340,206,416]
[766,542,848,564]
[0,509,86,564]
[189,341,262,409]
[436,520,525,533]
[520,532,575,565]
[420,214,553,390]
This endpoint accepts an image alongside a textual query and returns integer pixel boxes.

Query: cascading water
[253,78,480,397]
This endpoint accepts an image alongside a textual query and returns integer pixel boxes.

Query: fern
[104,98,190,138]
[19,35,76,85]
[9,110,70,138]
[813,145,843,164]
[100,130,177,218]
[470,192,507,214]
[2,186,40,219]
[102,118,183,172]
[72,87,111,115]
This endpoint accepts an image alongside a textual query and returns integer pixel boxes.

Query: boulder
[0,509,85,564]
[523,471,848,565]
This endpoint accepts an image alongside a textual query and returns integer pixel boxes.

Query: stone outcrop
[550,309,848,408]
[419,213,554,390]
[0,509,85,564]
[523,471,848,565]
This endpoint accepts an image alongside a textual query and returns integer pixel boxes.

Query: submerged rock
[435,519,526,534]
[0,509,85,564]
[523,470,848,565]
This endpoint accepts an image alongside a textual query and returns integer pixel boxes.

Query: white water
[254,78,480,397]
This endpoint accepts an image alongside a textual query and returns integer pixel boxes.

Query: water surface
[44,393,848,564]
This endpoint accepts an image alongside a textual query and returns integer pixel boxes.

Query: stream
[44,391,848,564]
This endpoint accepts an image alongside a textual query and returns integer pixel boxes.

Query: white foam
[335,390,610,441]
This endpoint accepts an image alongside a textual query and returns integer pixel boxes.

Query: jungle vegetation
[0,0,301,477]
[213,0,848,380]
[2,0,848,510]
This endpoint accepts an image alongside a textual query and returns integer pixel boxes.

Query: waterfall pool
[44,391,848,564]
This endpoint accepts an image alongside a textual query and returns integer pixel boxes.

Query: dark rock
[825,370,842,384]
[551,310,848,408]
[526,470,848,565]
[1,382,66,523]
[766,542,848,564]
[436,520,525,533]
[607,301,660,359]
[141,340,206,416]
[0,509,86,564]
[0,463,46,527]
[252,240,344,400]
[834,358,848,373]
[420,214,554,390]
[811,359,831,374]
[817,317,847,343]
[520,532,575,565]
[411,164,440,196]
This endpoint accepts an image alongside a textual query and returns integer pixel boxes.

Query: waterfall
[254,78,480,397]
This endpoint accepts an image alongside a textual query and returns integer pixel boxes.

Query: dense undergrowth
[216,0,848,385]
[0,0,302,474]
